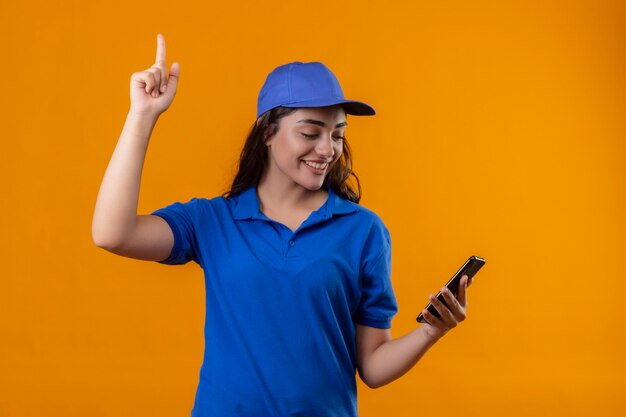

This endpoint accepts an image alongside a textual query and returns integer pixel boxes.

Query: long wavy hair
[224,106,362,203]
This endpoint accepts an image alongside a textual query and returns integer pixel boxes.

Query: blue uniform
[151,185,398,416]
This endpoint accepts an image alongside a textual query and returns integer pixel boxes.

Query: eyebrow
[296,119,347,128]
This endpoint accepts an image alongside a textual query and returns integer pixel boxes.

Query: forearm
[360,326,441,388]
[92,111,158,248]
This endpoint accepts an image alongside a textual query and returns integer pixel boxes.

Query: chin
[296,179,326,192]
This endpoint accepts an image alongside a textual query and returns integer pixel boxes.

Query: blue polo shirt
[151,185,398,417]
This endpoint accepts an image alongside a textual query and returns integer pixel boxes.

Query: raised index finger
[155,33,166,66]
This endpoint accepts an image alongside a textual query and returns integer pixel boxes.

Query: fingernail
[161,84,166,93]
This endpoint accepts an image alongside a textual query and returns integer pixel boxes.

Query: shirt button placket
[285,232,297,257]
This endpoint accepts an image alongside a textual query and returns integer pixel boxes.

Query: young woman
[92,33,473,417]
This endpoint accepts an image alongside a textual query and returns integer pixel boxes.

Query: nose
[315,134,335,159]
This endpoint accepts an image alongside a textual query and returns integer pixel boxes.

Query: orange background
[2,0,625,416]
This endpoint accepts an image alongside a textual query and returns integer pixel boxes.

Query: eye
[300,132,345,141]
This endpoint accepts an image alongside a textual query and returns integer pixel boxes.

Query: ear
[262,124,276,146]
[256,117,262,127]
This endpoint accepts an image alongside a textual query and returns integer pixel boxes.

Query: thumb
[165,62,180,92]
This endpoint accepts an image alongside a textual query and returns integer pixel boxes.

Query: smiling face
[262,105,347,192]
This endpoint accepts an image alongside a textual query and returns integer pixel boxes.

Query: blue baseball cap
[256,61,376,119]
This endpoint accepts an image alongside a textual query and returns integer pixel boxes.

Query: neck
[256,171,328,214]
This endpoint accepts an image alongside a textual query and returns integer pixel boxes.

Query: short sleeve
[150,198,200,265]
[354,219,398,329]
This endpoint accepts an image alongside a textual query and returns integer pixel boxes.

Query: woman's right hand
[129,33,180,118]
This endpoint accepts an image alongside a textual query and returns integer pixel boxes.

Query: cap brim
[281,98,376,116]
[341,100,376,116]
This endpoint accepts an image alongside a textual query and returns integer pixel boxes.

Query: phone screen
[416,256,486,323]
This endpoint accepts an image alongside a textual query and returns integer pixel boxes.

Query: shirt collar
[231,185,357,220]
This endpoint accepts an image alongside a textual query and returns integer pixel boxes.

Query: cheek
[270,136,300,159]
[333,143,344,161]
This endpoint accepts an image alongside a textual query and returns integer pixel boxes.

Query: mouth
[302,160,330,175]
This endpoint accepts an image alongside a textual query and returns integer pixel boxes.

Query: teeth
[304,160,328,170]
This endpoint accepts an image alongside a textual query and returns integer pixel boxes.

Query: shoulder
[353,204,385,223]
[151,195,225,219]
[337,198,388,231]
[330,194,391,249]
[358,206,391,245]
[331,189,386,225]
[163,196,213,210]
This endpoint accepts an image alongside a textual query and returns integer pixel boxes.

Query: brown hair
[224,106,361,203]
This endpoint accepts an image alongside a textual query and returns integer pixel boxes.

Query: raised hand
[129,33,180,117]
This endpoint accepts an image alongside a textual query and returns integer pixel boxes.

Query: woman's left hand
[420,275,472,340]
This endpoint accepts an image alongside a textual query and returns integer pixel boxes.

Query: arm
[92,33,180,260]
[92,111,176,261]
[356,275,472,388]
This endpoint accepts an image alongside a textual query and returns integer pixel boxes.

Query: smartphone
[416,256,486,323]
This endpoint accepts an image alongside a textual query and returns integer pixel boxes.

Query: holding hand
[420,275,472,340]
[129,33,180,117]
